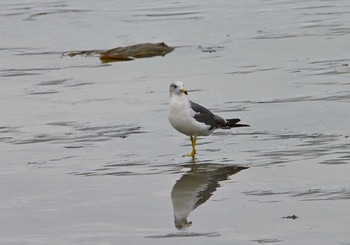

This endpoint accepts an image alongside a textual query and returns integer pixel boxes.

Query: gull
[168,81,249,158]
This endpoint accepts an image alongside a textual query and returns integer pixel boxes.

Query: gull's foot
[183,150,196,158]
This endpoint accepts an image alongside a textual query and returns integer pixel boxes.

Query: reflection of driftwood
[66,49,103,57]
[66,42,174,63]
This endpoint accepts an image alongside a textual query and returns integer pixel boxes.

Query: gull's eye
[171,84,177,89]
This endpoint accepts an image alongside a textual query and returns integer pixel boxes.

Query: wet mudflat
[1,0,350,244]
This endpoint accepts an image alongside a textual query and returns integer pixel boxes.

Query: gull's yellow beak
[180,88,188,95]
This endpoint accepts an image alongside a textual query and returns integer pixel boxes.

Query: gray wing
[190,100,226,130]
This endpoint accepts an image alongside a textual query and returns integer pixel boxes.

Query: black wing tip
[232,123,250,127]
[226,118,241,124]
[225,118,250,128]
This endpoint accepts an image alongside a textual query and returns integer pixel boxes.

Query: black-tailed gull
[168,81,249,158]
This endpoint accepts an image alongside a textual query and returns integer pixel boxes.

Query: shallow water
[1,0,350,244]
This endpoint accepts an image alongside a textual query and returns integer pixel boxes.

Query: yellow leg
[185,135,196,158]
[191,136,197,157]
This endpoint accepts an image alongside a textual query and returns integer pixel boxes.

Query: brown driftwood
[66,42,174,63]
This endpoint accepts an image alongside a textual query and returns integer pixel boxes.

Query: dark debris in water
[282,215,299,220]
[197,45,224,53]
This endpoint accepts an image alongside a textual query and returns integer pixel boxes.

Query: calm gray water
[1,0,350,244]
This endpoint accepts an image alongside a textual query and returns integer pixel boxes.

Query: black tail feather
[222,118,250,128]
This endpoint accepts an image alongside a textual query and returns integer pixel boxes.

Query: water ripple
[243,188,350,201]
[1,122,145,146]
[146,231,220,238]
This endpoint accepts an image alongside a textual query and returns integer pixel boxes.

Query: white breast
[169,94,211,136]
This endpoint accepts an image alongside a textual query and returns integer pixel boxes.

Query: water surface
[1,0,350,244]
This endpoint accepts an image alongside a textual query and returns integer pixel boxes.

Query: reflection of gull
[168,81,249,158]
[171,163,248,229]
